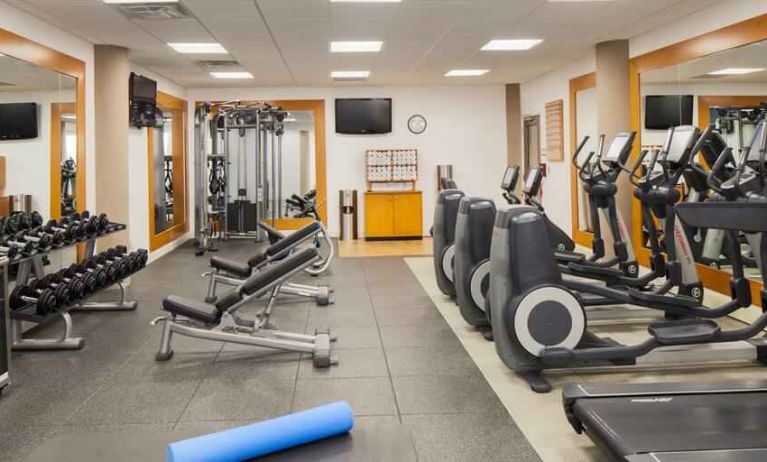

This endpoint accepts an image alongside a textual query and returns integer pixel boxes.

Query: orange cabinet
[364,191,422,240]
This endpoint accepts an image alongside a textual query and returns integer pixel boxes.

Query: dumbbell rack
[7,224,135,351]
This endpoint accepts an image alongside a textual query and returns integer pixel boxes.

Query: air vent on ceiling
[332,76,368,82]
[196,60,241,70]
[117,3,189,20]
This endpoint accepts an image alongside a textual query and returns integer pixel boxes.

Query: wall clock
[408,114,427,134]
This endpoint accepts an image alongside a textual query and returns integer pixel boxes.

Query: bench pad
[210,256,252,278]
[163,295,221,324]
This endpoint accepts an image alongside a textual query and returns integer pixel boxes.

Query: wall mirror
[0,53,77,217]
[569,73,597,247]
[630,14,767,301]
[638,40,767,283]
[147,91,187,250]
[278,110,317,220]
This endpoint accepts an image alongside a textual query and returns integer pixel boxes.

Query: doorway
[523,115,541,172]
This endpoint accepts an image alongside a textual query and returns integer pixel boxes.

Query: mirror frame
[0,27,86,219]
[568,72,597,247]
[628,13,767,304]
[147,91,188,251]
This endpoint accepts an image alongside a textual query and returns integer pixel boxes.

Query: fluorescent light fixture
[330,0,401,2]
[210,72,253,79]
[445,69,489,77]
[708,67,765,75]
[330,41,383,53]
[331,71,371,79]
[168,43,227,54]
[284,118,297,122]
[481,39,542,51]
[103,0,178,3]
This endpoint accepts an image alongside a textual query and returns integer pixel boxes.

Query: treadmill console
[601,132,636,166]
[501,166,520,192]
[523,167,543,196]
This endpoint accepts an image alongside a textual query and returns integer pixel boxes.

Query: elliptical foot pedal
[519,371,551,394]
[481,329,493,342]
[648,319,720,345]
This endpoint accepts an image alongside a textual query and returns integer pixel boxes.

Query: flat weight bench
[152,247,338,368]
[204,220,335,305]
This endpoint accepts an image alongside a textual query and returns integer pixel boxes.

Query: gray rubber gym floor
[0,240,540,462]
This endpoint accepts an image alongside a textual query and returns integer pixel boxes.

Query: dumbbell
[0,237,35,256]
[28,226,65,247]
[10,284,59,315]
[93,253,130,279]
[15,230,52,250]
[105,246,147,273]
[44,219,79,243]
[0,242,19,260]
[64,211,109,236]
[30,276,72,306]
[62,264,101,293]
[44,272,87,300]
[59,214,97,237]
[81,257,120,284]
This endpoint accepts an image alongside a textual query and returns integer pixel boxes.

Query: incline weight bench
[204,221,335,305]
[152,247,338,368]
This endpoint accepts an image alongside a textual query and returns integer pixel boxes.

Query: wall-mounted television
[129,72,158,128]
[644,95,694,130]
[335,98,392,134]
[0,103,38,140]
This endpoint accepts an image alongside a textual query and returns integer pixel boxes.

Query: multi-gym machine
[193,101,287,255]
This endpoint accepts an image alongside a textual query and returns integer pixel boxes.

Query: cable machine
[193,101,286,256]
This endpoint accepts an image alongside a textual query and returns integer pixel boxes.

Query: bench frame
[152,254,338,368]
[203,224,335,305]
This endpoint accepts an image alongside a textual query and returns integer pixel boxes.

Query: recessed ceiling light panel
[481,39,542,51]
[330,41,383,53]
[103,0,178,3]
[211,72,253,79]
[330,0,401,3]
[708,68,765,75]
[169,43,227,54]
[445,69,489,77]
[331,71,371,79]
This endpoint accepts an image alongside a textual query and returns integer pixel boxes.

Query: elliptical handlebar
[571,136,591,170]
[625,149,652,188]
[706,146,736,195]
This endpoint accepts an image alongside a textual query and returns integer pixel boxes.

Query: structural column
[505,84,522,192]
[94,45,130,249]
[595,40,631,219]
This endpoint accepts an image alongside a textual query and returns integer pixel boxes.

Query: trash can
[11,194,32,213]
[339,189,358,241]
[437,165,455,191]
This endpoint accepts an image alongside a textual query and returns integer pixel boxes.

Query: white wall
[0,90,75,213]
[520,56,596,234]
[0,3,95,219]
[187,85,508,237]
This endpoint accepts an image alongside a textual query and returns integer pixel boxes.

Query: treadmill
[562,120,767,462]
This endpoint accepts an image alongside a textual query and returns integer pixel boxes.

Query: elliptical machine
[452,166,520,337]
[433,188,465,297]
[488,121,767,393]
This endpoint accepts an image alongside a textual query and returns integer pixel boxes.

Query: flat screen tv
[130,72,157,104]
[0,103,38,140]
[645,95,693,130]
[335,98,392,134]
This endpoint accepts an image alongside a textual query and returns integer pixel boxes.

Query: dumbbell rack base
[74,280,137,312]
[10,312,83,350]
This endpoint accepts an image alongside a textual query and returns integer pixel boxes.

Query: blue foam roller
[167,401,354,462]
